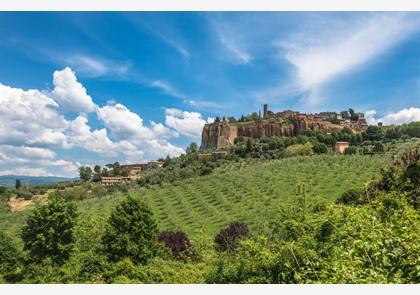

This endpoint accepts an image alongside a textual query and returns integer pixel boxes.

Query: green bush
[344,146,358,155]
[21,198,79,265]
[0,231,21,282]
[102,195,160,265]
[284,143,314,157]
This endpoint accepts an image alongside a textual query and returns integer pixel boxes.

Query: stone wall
[201,117,349,150]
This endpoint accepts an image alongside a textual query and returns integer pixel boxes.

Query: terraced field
[0,153,392,241]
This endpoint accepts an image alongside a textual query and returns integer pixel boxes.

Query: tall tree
[21,198,79,265]
[79,166,92,182]
[15,179,21,190]
[102,195,159,264]
[186,142,198,154]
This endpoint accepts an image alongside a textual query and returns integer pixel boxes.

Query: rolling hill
[0,175,77,187]
[0,153,391,241]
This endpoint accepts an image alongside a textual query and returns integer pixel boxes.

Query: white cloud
[215,25,251,65]
[51,67,96,113]
[151,80,186,100]
[0,83,68,147]
[0,145,56,164]
[365,107,420,125]
[96,103,148,140]
[0,67,188,176]
[0,167,54,177]
[279,13,420,106]
[165,108,210,138]
[64,55,131,78]
[96,103,183,159]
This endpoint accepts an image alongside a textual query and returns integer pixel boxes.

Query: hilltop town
[201,104,369,149]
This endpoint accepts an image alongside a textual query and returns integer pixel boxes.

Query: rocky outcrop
[201,122,238,150]
[201,117,345,150]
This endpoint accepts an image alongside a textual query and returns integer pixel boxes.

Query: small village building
[147,161,164,169]
[335,141,350,154]
[121,164,147,176]
[100,176,130,186]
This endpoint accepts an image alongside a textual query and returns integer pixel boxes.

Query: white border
[1,284,420,295]
[0,0,420,11]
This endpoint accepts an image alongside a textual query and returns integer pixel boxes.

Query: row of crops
[0,153,392,240]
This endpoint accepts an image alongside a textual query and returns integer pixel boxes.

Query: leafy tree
[21,198,79,265]
[15,179,21,190]
[102,195,159,265]
[365,126,384,141]
[94,165,101,175]
[121,168,130,177]
[0,186,7,195]
[344,146,358,155]
[0,231,21,281]
[227,116,237,123]
[373,142,385,153]
[214,222,249,252]
[79,166,92,182]
[186,142,198,154]
[246,138,252,153]
[159,231,195,259]
[341,127,352,134]
[284,143,314,157]
[313,142,328,154]
[340,110,349,119]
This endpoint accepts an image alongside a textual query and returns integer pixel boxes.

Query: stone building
[100,176,130,186]
[201,104,369,150]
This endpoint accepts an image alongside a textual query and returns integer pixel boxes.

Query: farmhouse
[100,176,130,186]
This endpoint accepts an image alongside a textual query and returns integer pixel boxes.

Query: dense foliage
[21,198,79,265]
[0,139,418,283]
[102,195,160,265]
[159,231,195,259]
[214,222,250,252]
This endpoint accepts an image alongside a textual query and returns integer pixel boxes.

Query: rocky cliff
[201,117,345,150]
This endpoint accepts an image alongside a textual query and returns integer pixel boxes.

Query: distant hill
[0,175,78,187]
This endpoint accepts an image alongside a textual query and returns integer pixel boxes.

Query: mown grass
[0,153,391,242]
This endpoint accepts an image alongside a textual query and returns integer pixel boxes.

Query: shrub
[158,231,195,259]
[373,142,385,153]
[15,189,33,200]
[102,195,159,265]
[21,198,79,265]
[313,142,328,154]
[336,188,365,205]
[214,222,250,252]
[284,143,314,157]
[344,146,358,155]
[0,231,21,282]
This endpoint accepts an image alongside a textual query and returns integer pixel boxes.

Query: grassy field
[0,153,392,241]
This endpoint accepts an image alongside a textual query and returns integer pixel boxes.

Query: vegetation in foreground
[0,140,418,283]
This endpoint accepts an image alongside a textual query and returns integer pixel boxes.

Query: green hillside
[0,153,391,240]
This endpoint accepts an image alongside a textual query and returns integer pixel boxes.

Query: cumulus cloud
[0,83,68,147]
[0,67,189,176]
[365,107,420,125]
[0,167,54,177]
[279,13,420,106]
[165,108,211,138]
[0,145,56,164]
[51,67,96,113]
[96,103,183,159]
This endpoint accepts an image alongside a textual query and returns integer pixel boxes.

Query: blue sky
[0,12,419,177]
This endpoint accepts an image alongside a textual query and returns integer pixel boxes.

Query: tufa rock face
[201,117,346,150]
[201,122,237,150]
